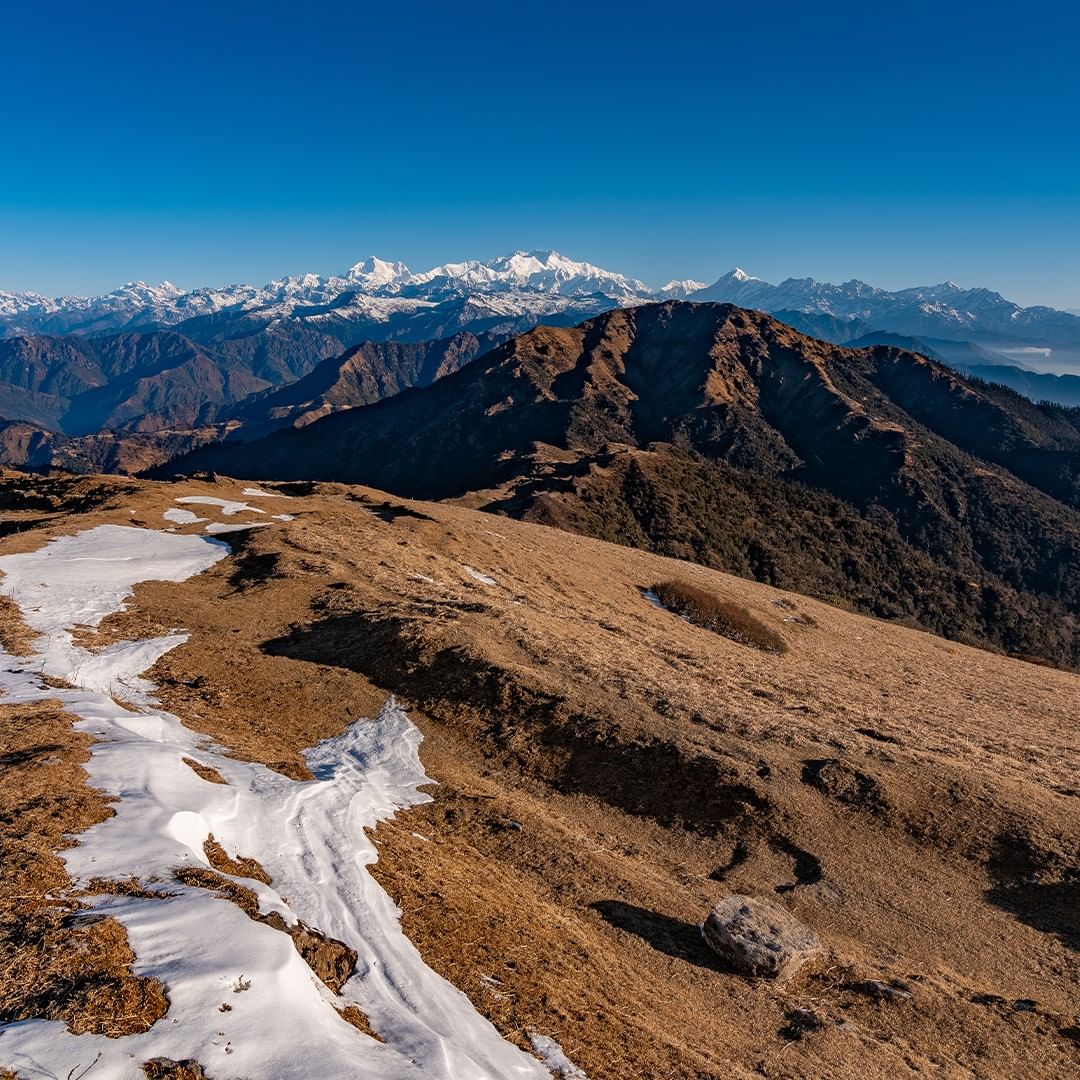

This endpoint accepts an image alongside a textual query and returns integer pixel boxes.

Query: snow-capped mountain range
[3,250,1079,350]
[693,268,1080,345]
[0,251,657,337]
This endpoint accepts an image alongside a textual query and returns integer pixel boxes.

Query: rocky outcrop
[701,895,821,981]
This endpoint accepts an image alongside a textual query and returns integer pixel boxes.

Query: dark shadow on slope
[986,833,1079,951]
[0,743,65,769]
[261,609,770,837]
[772,836,823,893]
[591,901,730,972]
[227,549,281,591]
[347,494,435,522]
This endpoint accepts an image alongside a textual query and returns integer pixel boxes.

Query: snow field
[0,524,570,1079]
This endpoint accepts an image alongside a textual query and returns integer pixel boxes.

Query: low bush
[651,580,788,654]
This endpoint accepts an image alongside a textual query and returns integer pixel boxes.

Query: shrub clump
[651,581,788,654]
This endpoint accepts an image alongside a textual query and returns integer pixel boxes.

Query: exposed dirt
[141,1056,209,1079]
[0,472,1077,1078]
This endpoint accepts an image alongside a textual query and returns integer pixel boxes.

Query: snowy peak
[403,250,652,301]
[688,269,1080,343]
[3,255,1079,350]
[345,256,411,291]
[693,267,774,304]
[659,279,708,299]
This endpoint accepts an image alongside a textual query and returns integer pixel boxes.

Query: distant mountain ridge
[225,330,504,431]
[0,251,656,341]
[694,269,1080,349]
[3,253,1080,472]
[5,251,1080,358]
[158,301,1080,667]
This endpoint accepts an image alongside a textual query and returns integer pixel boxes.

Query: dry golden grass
[86,877,168,900]
[180,756,227,784]
[652,579,789,653]
[203,835,271,884]
[337,1004,383,1040]
[0,473,1077,1078]
[0,591,36,656]
[0,699,169,1038]
[142,1058,209,1079]
[173,866,263,921]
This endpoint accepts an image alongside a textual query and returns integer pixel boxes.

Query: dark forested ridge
[156,302,1080,666]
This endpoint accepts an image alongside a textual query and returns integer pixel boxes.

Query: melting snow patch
[272,513,295,521]
[242,486,288,498]
[530,1033,590,1079]
[0,524,555,1080]
[410,572,436,584]
[176,495,266,516]
[463,565,498,586]
[163,508,204,525]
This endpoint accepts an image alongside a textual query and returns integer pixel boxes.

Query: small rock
[854,979,913,1002]
[702,894,821,981]
[780,1006,823,1040]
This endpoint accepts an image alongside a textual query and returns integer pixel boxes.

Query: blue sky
[2,1,1079,306]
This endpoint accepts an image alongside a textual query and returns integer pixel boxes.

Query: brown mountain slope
[0,328,498,473]
[226,330,500,430]
[0,421,234,476]
[0,326,347,440]
[158,302,1080,667]
[0,473,1076,1078]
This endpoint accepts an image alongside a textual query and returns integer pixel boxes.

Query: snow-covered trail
[0,524,553,1079]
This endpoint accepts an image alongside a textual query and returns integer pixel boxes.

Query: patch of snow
[462,565,498,586]
[0,525,555,1079]
[272,513,295,521]
[0,527,557,1075]
[176,495,266,516]
[241,486,288,498]
[530,1032,590,1079]
[410,572,436,585]
[163,508,204,525]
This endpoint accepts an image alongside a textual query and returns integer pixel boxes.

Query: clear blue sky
[2,1,1079,307]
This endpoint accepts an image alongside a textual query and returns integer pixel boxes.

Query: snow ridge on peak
[3,254,1078,349]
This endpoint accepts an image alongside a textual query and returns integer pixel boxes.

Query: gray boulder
[702,894,821,981]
